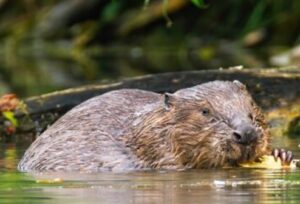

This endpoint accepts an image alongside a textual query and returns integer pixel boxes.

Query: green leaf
[144,0,151,8]
[191,0,207,8]
[2,111,18,127]
[102,1,123,23]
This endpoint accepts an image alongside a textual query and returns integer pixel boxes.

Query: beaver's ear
[233,80,246,90]
[163,93,176,110]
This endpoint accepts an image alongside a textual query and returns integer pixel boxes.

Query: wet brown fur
[18,81,270,172]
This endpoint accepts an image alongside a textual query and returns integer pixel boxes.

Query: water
[0,42,259,98]
[1,137,300,204]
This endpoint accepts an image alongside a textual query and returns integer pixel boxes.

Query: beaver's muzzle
[232,123,258,145]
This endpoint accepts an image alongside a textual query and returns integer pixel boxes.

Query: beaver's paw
[272,148,293,165]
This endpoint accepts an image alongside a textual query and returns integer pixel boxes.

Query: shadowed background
[0,0,300,97]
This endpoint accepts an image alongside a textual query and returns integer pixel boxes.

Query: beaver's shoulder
[75,88,161,110]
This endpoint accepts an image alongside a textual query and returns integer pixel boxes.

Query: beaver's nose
[232,124,258,145]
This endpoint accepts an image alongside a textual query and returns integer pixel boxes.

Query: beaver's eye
[201,108,210,116]
[248,113,253,120]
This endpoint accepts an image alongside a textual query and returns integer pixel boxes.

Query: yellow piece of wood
[36,178,64,184]
[239,155,298,169]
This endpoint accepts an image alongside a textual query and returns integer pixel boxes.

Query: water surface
[1,136,300,204]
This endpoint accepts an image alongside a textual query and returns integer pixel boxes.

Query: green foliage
[2,111,18,127]
[190,0,207,8]
[144,0,207,9]
[102,1,123,23]
[288,117,300,138]
[144,0,151,8]
[242,1,268,34]
[162,0,173,27]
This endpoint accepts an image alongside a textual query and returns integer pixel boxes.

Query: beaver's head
[128,81,269,169]
[171,80,270,168]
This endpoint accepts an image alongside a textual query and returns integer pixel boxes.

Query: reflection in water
[0,45,179,97]
[0,137,300,204]
[3,144,17,171]
[0,43,256,97]
[1,169,300,204]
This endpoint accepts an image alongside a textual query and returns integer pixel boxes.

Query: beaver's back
[18,89,161,172]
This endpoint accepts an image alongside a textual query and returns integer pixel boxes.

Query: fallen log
[1,68,300,142]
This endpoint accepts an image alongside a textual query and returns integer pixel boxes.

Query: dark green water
[1,136,300,204]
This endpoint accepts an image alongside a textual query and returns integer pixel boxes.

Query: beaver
[18,80,292,172]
